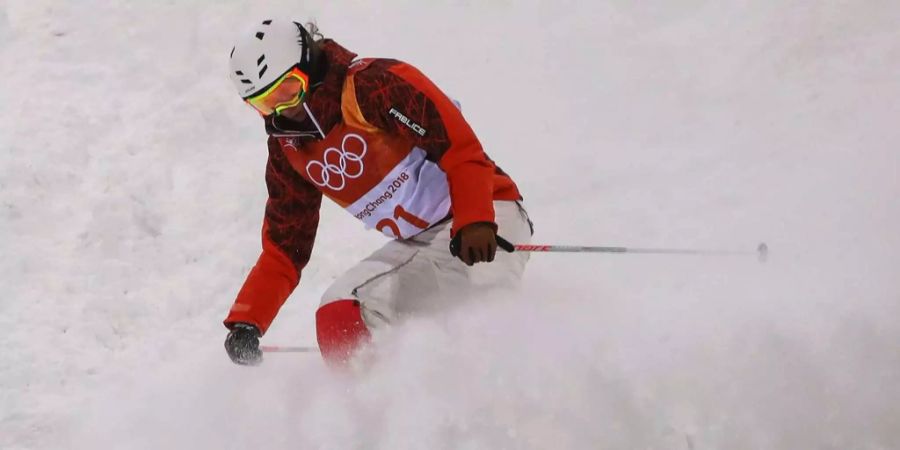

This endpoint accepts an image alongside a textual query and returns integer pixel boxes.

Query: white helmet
[228,19,315,99]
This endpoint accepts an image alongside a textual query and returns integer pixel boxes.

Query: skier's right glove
[224,322,262,366]
[449,222,516,266]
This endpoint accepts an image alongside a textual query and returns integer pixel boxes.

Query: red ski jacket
[224,40,521,334]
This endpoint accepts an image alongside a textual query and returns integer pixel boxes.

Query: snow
[2,0,899,448]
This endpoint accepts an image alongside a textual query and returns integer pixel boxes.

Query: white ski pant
[319,201,533,329]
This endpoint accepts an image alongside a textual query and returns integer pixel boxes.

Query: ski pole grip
[448,231,515,255]
[449,233,461,257]
[496,235,515,253]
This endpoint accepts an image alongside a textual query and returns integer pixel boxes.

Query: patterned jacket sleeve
[353,60,497,235]
[223,136,322,335]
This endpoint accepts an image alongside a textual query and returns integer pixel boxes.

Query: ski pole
[260,345,319,353]
[503,240,769,262]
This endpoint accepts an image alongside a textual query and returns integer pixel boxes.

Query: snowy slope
[2,0,899,448]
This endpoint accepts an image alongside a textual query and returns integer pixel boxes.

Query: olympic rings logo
[305,133,368,191]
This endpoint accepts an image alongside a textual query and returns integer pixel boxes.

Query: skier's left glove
[224,323,262,366]
[449,222,515,266]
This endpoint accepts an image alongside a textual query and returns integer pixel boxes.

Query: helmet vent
[240,79,252,85]
[255,32,265,40]
[262,20,272,25]
[255,54,267,78]
[234,70,244,76]
[230,47,235,58]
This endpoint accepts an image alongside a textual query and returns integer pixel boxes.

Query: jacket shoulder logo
[388,107,427,137]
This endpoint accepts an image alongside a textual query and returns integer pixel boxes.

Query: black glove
[224,323,262,366]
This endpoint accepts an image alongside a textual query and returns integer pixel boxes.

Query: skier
[223,19,533,367]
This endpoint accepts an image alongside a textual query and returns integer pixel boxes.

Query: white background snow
[2,0,899,448]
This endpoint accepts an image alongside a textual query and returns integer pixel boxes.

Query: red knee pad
[316,299,371,367]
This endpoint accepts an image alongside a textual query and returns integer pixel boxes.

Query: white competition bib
[348,147,451,239]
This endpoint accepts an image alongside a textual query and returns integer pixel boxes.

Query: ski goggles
[244,66,310,116]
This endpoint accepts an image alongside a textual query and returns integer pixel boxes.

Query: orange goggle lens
[244,67,310,116]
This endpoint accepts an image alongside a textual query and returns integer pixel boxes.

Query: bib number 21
[377,205,430,238]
